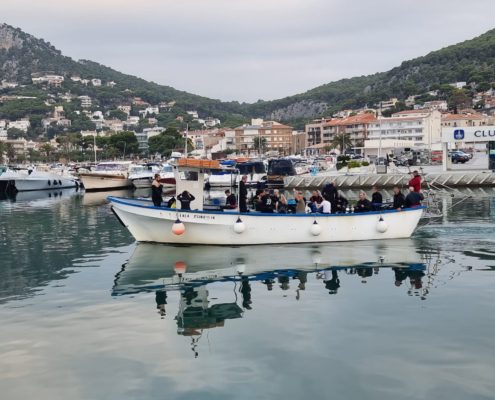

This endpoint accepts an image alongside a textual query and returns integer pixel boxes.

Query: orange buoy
[172,219,185,235]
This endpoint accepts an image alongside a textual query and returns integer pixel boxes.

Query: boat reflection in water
[113,240,432,356]
[0,187,81,205]
[82,189,131,206]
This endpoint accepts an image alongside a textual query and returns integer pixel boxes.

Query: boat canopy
[268,159,297,176]
[238,161,266,175]
[95,161,132,172]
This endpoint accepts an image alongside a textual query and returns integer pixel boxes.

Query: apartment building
[305,118,332,147]
[234,119,293,155]
[305,114,376,149]
[367,109,442,147]
[8,119,31,132]
[79,96,92,108]
[441,112,489,128]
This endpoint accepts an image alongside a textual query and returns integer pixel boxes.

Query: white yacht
[129,163,161,189]
[0,167,78,193]
[79,161,134,191]
[158,163,176,188]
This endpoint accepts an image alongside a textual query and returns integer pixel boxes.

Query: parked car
[449,151,470,164]
[458,150,473,159]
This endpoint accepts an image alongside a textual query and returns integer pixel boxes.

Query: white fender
[376,217,388,233]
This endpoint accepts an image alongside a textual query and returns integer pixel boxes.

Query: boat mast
[93,134,97,163]
[184,123,188,157]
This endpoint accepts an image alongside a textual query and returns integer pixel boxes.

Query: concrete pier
[284,171,495,189]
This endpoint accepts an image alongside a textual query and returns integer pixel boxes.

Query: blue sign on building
[454,129,465,140]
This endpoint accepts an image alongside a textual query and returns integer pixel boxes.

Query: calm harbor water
[1,188,495,400]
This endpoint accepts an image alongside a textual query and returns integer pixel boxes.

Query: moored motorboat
[0,168,78,193]
[129,163,161,189]
[108,159,425,245]
[79,161,133,191]
[158,163,176,188]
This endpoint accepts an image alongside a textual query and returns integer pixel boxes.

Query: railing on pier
[284,171,495,189]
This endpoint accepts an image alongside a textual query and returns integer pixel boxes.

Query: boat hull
[80,174,132,191]
[108,197,424,245]
[131,177,153,189]
[0,175,77,192]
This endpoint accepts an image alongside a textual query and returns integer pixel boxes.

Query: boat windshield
[129,166,146,173]
[238,162,266,174]
[161,165,173,173]
[95,164,129,172]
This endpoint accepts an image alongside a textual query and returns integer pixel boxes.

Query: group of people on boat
[151,171,423,213]
[232,171,423,214]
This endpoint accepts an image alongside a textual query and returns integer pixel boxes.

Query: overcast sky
[3,0,495,102]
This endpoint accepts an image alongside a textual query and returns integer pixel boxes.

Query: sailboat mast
[185,123,188,157]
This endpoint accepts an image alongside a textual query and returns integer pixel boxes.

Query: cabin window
[179,171,199,181]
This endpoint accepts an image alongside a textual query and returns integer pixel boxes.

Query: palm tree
[40,143,54,160]
[253,136,267,154]
[0,141,5,163]
[331,133,352,154]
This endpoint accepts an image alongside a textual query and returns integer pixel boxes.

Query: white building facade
[367,110,442,148]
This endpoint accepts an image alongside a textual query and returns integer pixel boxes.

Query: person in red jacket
[408,170,422,192]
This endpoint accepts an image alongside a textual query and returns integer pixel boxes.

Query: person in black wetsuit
[371,185,383,210]
[239,175,248,212]
[224,189,237,209]
[177,190,195,210]
[151,173,163,206]
[354,190,372,213]
[260,189,275,213]
[391,186,405,210]
[322,181,338,211]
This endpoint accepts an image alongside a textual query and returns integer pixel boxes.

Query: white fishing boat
[79,161,133,191]
[108,159,425,245]
[0,168,78,193]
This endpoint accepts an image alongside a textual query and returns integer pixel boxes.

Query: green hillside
[0,23,247,125]
[247,28,495,120]
[1,22,495,127]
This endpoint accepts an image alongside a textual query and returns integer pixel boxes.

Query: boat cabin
[173,159,237,211]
